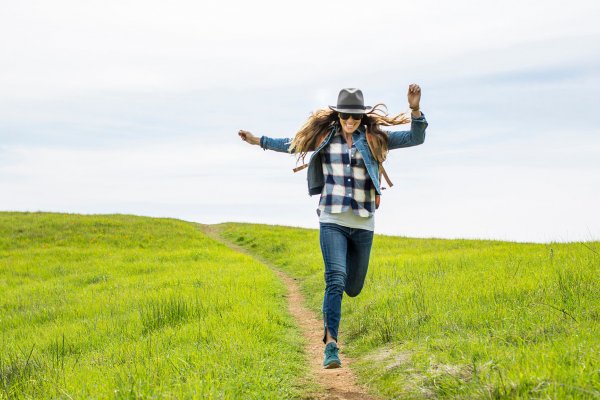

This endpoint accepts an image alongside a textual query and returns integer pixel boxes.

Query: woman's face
[338,112,363,135]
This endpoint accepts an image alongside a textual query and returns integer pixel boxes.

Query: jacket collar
[316,124,366,150]
[332,124,366,138]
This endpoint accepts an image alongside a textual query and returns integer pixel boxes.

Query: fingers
[238,129,250,141]
[239,129,257,145]
[408,84,421,93]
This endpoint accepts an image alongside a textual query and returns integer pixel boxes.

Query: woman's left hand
[407,84,421,110]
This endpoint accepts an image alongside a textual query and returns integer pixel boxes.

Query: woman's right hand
[238,130,260,146]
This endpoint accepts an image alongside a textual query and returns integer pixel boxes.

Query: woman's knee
[325,269,346,289]
[345,284,364,297]
[326,278,346,294]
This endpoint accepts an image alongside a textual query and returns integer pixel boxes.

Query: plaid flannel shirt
[317,130,376,218]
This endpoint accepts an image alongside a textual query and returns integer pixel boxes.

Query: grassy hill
[218,223,599,399]
[0,212,307,399]
[1,212,598,399]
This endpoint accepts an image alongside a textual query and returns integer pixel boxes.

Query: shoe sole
[323,361,341,369]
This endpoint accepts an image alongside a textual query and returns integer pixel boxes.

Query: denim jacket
[260,113,428,196]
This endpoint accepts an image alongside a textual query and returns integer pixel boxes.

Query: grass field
[1,212,598,399]
[219,223,600,399]
[0,212,308,399]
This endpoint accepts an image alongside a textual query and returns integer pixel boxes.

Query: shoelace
[325,345,338,356]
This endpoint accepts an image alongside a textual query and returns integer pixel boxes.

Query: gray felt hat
[329,88,372,113]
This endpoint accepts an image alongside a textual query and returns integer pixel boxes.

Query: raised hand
[407,84,421,110]
[238,130,260,146]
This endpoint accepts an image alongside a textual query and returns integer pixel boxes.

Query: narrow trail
[198,224,379,400]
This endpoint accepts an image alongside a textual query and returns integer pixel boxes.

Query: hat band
[336,104,366,110]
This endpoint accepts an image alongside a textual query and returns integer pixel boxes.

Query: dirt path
[198,224,379,400]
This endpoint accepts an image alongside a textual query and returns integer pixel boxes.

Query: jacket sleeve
[386,112,428,150]
[260,136,295,153]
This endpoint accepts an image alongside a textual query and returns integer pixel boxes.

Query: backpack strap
[293,164,308,172]
[366,131,394,210]
[380,164,393,188]
[366,132,393,188]
[292,130,330,173]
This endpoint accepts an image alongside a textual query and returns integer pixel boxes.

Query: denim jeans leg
[345,228,374,297]
[319,223,349,344]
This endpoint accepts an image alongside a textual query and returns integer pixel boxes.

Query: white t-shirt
[318,208,375,231]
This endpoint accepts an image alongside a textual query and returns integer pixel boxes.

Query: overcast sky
[1,0,599,243]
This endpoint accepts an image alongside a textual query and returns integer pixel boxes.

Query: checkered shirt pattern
[317,131,376,217]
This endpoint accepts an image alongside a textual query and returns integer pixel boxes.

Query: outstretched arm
[387,84,428,150]
[238,130,293,153]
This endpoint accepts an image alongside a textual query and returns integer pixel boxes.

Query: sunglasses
[338,112,363,120]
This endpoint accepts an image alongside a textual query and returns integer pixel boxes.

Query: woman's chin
[342,125,358,134]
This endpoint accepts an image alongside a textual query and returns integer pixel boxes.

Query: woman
[238,85,428,369]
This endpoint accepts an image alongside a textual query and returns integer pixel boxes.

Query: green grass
[3,212,598,399]
[218,223,600,399]
[0,212,308,399]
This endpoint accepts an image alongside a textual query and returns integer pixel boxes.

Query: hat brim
[329,105,372,113]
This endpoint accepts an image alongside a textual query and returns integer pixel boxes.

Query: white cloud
[2,0,599,95]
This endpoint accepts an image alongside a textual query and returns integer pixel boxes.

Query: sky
[1,0,599,243]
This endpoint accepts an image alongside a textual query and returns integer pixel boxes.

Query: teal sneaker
[323,342,341,369]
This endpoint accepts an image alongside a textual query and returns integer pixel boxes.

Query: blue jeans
[320,222,374,344]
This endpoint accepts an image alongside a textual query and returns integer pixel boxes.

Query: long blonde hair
[288,104,411,166]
